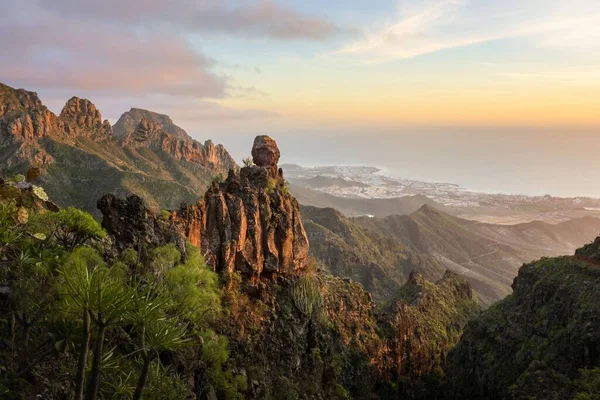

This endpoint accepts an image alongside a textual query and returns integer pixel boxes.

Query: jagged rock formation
[181,135,307,277]
[0,83,63,146]
[252,135,281,179]
[97,194,185,257]
[99,135,309,278]
[446,244,600,399]
[60,97,112,139]
[112,107,191,140]
[122,118,236,173]
[0,82,237,213]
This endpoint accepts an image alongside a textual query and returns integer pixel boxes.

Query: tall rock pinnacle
[99,135,310,279]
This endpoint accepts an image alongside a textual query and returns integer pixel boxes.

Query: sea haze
[209,128,600,198]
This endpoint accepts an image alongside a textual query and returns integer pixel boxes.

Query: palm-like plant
[129,289,189,400]
[85,267,136,400]
[59,247,135,400]
[59,247,103,400]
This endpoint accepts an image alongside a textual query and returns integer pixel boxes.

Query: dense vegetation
[3,167,599,400]
[0,173,245,399]
[447,256,600,399]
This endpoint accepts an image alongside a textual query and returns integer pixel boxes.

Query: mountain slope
[304,203,600,306]
[0,83,236,213]
[356,205,600,305]
[301,205,446,303]
[447,250,600,399]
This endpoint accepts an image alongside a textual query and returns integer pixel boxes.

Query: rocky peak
[252,135,281,179]
[0,83,63,145]
[122,118,163,146]
[173,136,308,278]
[59,97,112,140]
[122,118,236,174]
[99,135,309,279]
[112,108,191,140]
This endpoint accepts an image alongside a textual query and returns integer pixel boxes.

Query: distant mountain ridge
[0,82,236,213]
[112,107,191,140]
[303,203,600,306]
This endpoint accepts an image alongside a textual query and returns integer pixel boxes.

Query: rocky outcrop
[0,86,114,148]
[446,248,600,399]
[112,107,191,140]
[97,193,186,257]
[100,135,309,278]
[0,82,237,215]
[174,136,308,277]
[123,119,237,174]
[0,83,63,146]
[60,97,112,139]
[252,135,281,179]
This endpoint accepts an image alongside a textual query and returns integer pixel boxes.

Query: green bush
[574,368,600,400]
[36,207,106,250]
[291,276,323,319]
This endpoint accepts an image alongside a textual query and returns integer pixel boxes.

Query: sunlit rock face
[99,135,309,279]
[60,97,112,140]
[122,118,237,174]
[174,135,309,278]
[0,83,64,145]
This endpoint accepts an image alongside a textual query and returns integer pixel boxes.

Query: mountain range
[2,82,600,399]
[3,81,600,308]
[0,83,235,214]
[303,204,600,306]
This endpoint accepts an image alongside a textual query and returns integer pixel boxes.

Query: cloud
[39,0,337,40]
[336,0,600,62]
[0,0,311,120]
[0,1,227,98]
[0,24,226,98]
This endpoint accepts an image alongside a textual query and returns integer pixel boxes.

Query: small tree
[291,276,322,319]
[131,312,188,399]
[163,244,221,323]
[41,207,106,250]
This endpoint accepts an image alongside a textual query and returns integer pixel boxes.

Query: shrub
[38,207,106,250]
[242,157,254,167]
[265,178,277,195]
[291,276,322,319]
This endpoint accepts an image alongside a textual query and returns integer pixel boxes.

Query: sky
[2,0,600,196]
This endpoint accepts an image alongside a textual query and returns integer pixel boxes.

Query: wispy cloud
[39,0,338,40]
[336,0,600,62]
[0,0,324,122]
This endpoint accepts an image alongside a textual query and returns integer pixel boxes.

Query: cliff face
[60,97,112,140]
[0,83,63,146]
[446,246,600,399]
[122,118,236,174]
